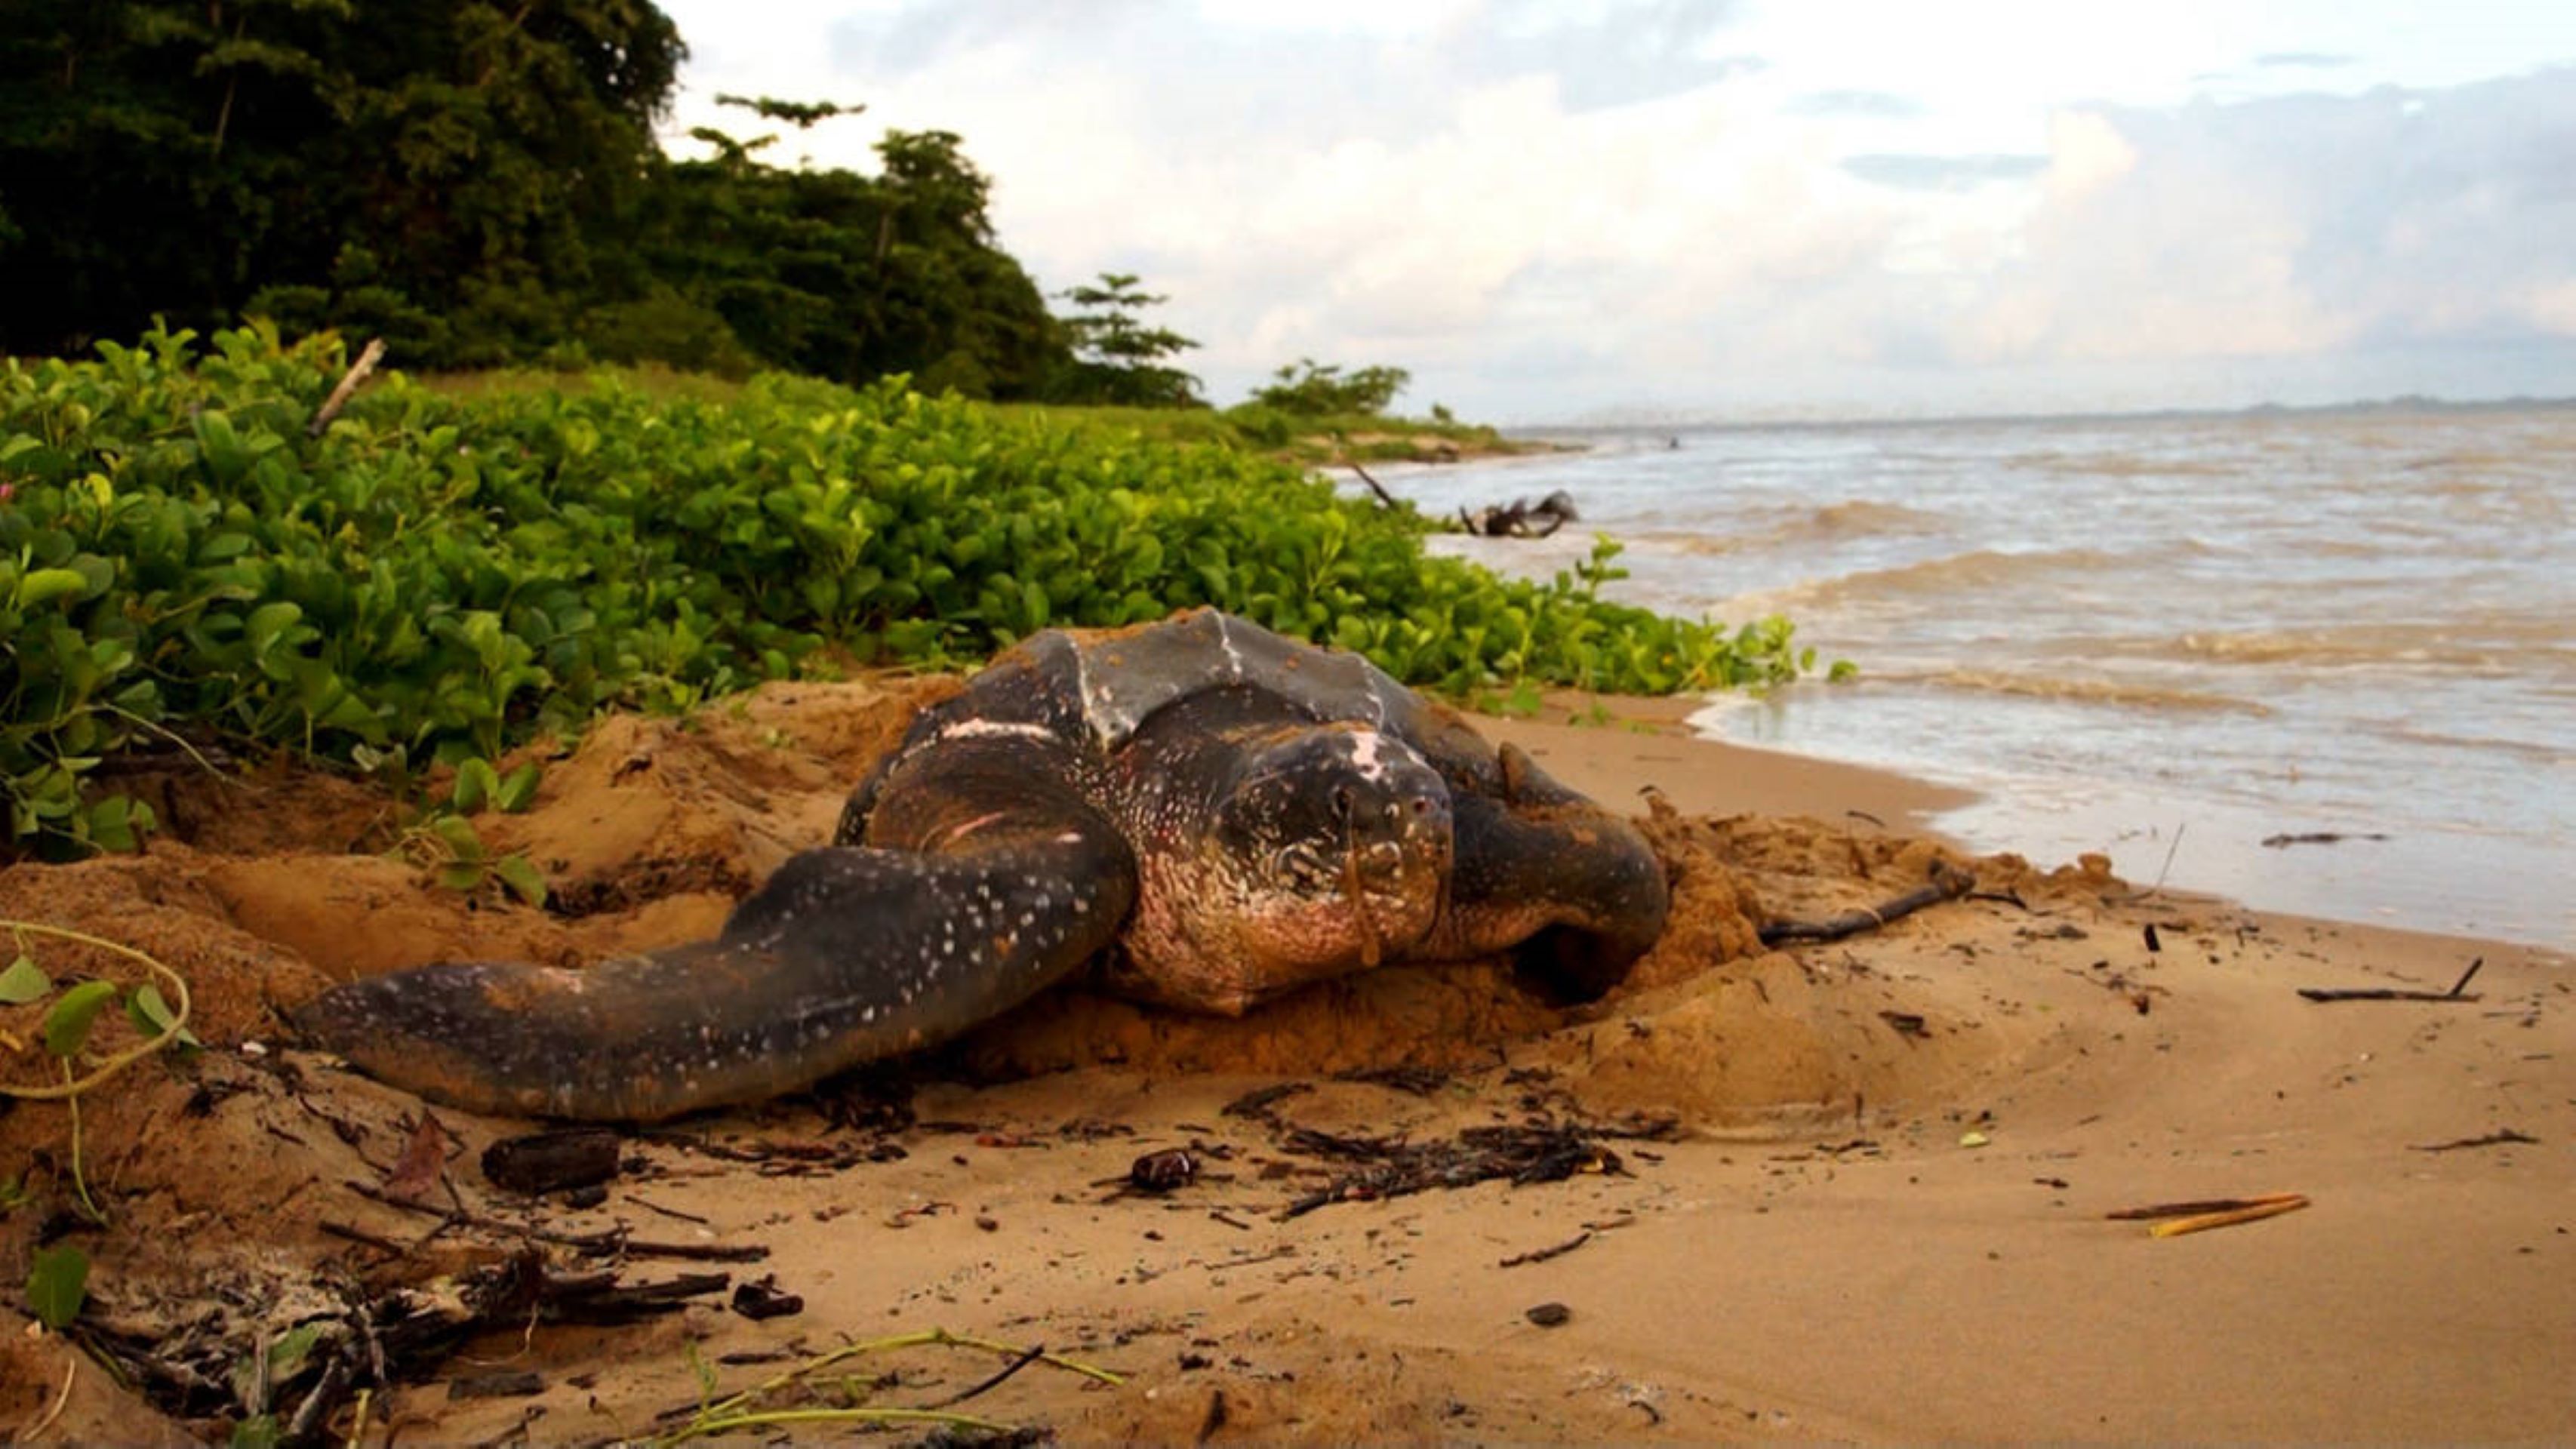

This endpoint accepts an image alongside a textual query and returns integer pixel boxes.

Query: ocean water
[1384,405,2576,949]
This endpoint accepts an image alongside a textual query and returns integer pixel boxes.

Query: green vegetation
[1,7,1058,395]
[1051,272,1204,408]
[1254,358,1414,417]
[3,326,1823,860]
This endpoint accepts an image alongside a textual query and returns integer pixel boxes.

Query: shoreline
[1682,695,2574,952]
[3,678,2567,1443]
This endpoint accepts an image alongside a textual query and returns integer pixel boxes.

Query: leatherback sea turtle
[298,609,1670,1121]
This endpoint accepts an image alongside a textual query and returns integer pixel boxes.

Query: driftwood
[481,1127,622,1196]
[1343,459,1404,510]
[308,337,386,436]
[2297,957,2483,1004]
[2262,830,2389,848]
[1460,489,1579,538]
[1274,1112,1674,1219]
[1760,860,1977,945]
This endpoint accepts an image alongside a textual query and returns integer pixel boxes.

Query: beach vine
[2,325,1828,862]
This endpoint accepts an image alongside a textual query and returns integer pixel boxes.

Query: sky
[652,1,2576,423]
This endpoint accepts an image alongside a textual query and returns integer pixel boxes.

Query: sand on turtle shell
[2,675,2569,1444]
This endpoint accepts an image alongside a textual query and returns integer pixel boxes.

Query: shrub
[0,325,1820,858]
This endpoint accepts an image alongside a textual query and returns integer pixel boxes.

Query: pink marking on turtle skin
[931,810,1009,850]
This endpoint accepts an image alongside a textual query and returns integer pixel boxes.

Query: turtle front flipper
[296,817,1134,1122]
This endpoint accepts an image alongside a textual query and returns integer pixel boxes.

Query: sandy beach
[3,674,2568,1444]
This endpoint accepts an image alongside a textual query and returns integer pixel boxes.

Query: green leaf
[229,1414,282,1449]
[0,955,50,1004]
[266,1324,325,1386]
[43,980,121,1057]
[430,814,485,863]
[26,1244,88,1329]
[451,758,499,814]
[494,761,542,814]
[126,983,202,1048]
[492,854,548,909]
[14,568,89,609]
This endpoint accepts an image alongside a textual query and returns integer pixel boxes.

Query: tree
[0,15,1076,395]
[1251,358,1411,416]
[1051,272,1203,407]
[0,0,685,365]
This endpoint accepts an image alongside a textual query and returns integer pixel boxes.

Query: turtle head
[1208,724,1453,975]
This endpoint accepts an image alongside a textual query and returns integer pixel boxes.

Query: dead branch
[2410,1128,2538,1152]
[1498,1229,1593,1268]
[2299,957,2484,1004]
[344,1180,768,1262]
[1343,458,1402,509]
[1759,860,1977,945]
[308,337,386,436]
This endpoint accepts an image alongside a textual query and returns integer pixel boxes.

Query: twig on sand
[2104,1191,2310,1237]
[2410,1128,2538,1153]
[648,1327,1122,1447]
[928,1341,1048,1408]
[2298,957,2484,1004]
[1498,1229,1594,1268]
[344,1180,768,1262]
[2147,1195,2309,1238]
[1759,861,1976,945]
[2105,1191,2307,1222]
[24,1358,75,1444]
[2112,823,2188,903]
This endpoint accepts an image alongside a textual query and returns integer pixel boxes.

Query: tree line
[2,0,1404,414]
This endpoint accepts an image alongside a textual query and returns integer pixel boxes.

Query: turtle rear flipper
[296,820,1134,1122]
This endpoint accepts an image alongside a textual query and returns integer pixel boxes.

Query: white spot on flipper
[937,719,1054,745]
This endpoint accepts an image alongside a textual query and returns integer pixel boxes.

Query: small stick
[345,1180,768,1261]
[24,1359,75,1443]
[2107,1191,2306,1221]
[319,1219,413,1256]
[308,337,386,436]
[2148,1195,2309,1238]
[1498,1229,1593,1268]
[2410,1128,2537,1153]
[928,1341,1046,1409]
[1761,862,1975,945]
[2301,955,2485,1004]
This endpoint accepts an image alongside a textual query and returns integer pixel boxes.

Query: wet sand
[2,676,2568,1443]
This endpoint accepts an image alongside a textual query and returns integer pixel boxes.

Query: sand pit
[3,678,2570,1444]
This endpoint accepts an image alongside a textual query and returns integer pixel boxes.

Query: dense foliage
[1254,359,1415,417]
[1,328,1823,858]
[0,5,1060,395]
[1051,274,1204,408]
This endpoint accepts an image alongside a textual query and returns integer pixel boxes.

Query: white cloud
[652,1,2576,419]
